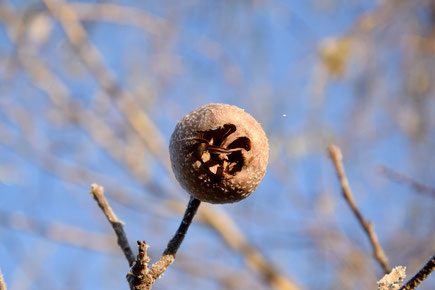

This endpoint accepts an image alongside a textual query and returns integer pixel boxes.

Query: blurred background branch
[0,267,6,290]
[329,144,390,274]
[379,165,435,197]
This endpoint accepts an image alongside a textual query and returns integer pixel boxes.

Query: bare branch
[90,184,135,266]
[162,197,201,257]
[328,144,390,273]
[0,267,6,290]
[69,2,168,36]
[126,197,201,289]
[379,166,435,197]
[199,204,300,290]
[43,0,170,170]
[400,255,435,290]
[0,210,118,253]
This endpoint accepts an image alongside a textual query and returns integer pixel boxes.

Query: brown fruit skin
[169,103,269,204]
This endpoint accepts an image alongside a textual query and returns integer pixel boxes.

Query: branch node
[127,197,201,289]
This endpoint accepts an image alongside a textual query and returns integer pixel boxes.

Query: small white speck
[282,114,287,117]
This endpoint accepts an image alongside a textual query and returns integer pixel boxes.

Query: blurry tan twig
[8,241,53,290]
[306,222,379,289]
[0,2,155,186]
[399,255,435,290]
[0,268,6,290]
[69,2,168,36]
[0,116,179,222]
[168,253,263,290]
[0,210,118,254]
[165,200,300,290]
[0,102,156,211]
[127,197,201,289]
[90,184,135,266]
[43,0,170,171]
[379,166,435,197]
[69,3,242,88]
[199,205,300,290]
[328,144,390,274]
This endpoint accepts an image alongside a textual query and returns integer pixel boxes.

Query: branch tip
[88,183,135,266]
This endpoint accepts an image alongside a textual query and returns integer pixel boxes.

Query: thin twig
[126,197,201,289]
[0,210,118,253]
[199,204,300,290]
[90,184,135,266]
[0,4,161,198]
[379,165,435,197]
[328,144,390,274]
[399,255,435,290]
[69,2,168,36]
[43,0,170,170]
[163,197,201,256]
[0,267,6,290]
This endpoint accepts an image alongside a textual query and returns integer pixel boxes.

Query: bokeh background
[0,0,434,289]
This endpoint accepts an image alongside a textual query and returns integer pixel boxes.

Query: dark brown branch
[400,255,435,290]
[90,184,135,266]
[328,145,391,274]
[163,197,201,256]
[126,197,201,289]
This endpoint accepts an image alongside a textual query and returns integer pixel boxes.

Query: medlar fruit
[169,103,269,204]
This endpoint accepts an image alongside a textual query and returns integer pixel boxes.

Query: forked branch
[90,184,201,289]
[126,196,201,289]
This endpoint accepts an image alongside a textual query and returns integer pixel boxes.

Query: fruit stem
[163,196,201,256]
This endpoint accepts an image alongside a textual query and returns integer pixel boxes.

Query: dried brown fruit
[169,103,269,204]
